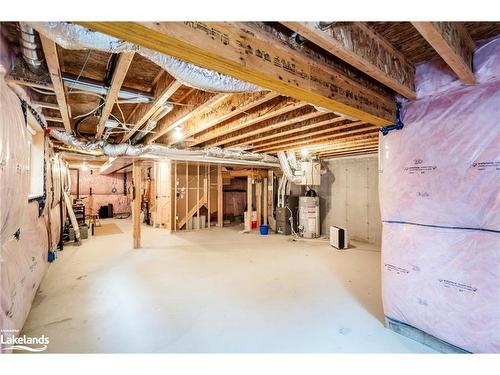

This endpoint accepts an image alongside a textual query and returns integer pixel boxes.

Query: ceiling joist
[121,75,182,142]
[95,51,135,139]
[165,91,280,145]
[255,127,379,153]
[207,107,324,148]
[282,22,416,99]
[39,34,72,133]
[145,91,228,144]
[412,22,476,84]
[197,99,308,147]
[78,21,396,126]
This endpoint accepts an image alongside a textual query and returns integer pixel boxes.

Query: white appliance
[330,226,349,249]
[298,196,320,238]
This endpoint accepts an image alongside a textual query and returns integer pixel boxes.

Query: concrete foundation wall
[318,155,381,245]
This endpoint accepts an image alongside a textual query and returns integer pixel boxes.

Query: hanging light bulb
[80,162,89,171]
[173,126,183,141]
[300,147,309,158]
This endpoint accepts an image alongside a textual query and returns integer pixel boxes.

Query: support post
[132,160,142,249]
[246,177,253,231]
[185,161,189,230]
[197,162,200,230]
[256,180,262,228]
[174,160,177,231]
[217,164,223,227]
[207,163,211,229]
[164,160,172,231]
[263,177,268,226]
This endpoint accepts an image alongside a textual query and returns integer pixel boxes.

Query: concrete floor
[22,219,435,353]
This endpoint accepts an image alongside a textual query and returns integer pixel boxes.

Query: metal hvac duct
[17,23,45,74]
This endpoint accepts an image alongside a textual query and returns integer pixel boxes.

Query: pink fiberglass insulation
[382,223,500,353]
[69,169,131,215]
[379,37,500,353]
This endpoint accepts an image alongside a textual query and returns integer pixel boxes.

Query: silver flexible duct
[17,23,45,74]
[30,22,263,93]
[47,128,279,166]
[277,151,302,184]
[131,103,173,144]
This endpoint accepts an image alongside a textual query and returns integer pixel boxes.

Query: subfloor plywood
[21,219,435,353]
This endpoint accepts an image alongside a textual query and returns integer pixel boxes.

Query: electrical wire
[73,102,105,120]
[68,50,91,93]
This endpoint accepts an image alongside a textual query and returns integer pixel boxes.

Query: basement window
[27,112,45,199]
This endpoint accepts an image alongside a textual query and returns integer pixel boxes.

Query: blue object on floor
[259,224,269,235]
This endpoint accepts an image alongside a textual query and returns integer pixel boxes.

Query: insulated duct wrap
[30,22,263,93]
[277,151,302,184]
[47,128,279,166]
[379,37,500,353]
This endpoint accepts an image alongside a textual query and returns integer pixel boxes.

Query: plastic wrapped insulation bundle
[277,151,302,184]
[379,36,500,353]
[0,78,30,244]
[30,22,263,93]
[46,128,279,167]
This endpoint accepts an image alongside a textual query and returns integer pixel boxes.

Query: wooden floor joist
[145,91,227,144]
[412,22,476,84]
[254,127,379,153]
[78,22,397,126]
[248,119,366,150]
[283,22,416,99]
[165,91,280,145]
[191,98,305,147]
[208,107,325,148]
[224,112,341,149]
[121,76,182,142]
[95,52,135,139]
[254,127,378,153]
[39,34,72,133]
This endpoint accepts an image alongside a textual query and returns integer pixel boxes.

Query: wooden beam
[319,146,379,159]
[121,77,182,142]
[32,100,59,110]
[256,128,379,153]
[283,22,416,99]
[221,169,269,179]
[132,161,142,249]
[209,107,324,148]
[45,116,64,123]
[5,76,54,91]
[306,138,379,153]
[263,177,268,226]
[145,91,225,144]
[228,114,346,148]
[246,177,253,231]
[78,22,396,126]
[412,22,476,84]
[200,99,307,147]
[251,120,369,150]
[95,52,135,139]
[39,35,72,133]
[217,164,223,227]
[165,91,279,145]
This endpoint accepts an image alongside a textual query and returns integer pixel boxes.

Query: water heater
[298,196,320,238]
